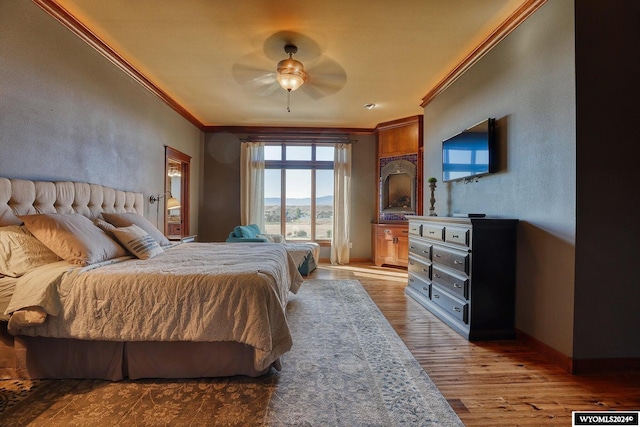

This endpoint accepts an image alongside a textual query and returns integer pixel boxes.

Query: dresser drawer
[168,223,182,235]
[377,226,408,238]
[421,224,444,242]
[409,238,432,260]
[431,285,468,324]
[408,255,431,280]
[445,226,470,247]
[407,273,431,300]
[432,265,469,300]
[432,245,469,274]
[408,222,422,236]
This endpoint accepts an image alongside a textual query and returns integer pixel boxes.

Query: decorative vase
[428,180,437,216]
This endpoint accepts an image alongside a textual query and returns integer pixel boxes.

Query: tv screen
[442,118,495,182]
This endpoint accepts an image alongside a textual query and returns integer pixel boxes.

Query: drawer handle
[453,306,461,312]
[422,250,429,254]
[454,260,463,264]
[409,262,414,266]
[409,278,414,282]
[422,287,429,291]
[435,254,441,258]
[453,283,462,288]
[428,231,435,235]
[410,245,415,249]
[452,234,459,238]
[433,294,440,299]
[435,274,441,278]
[422,268,429,273]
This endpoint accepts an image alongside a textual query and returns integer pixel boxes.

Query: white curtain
[240,142,265,229]
[331,143,352,265]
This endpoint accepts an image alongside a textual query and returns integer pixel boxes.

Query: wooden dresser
[406,216,518,340]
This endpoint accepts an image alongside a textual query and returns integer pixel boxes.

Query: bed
[226,224,320,275]
[0,178,303,380]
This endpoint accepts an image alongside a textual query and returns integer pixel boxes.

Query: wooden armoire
[372,115,423,267]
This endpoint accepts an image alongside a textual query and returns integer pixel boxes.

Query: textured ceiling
[54,0,527,129]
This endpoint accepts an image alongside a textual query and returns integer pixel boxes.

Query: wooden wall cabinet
[372,115,423,267]
[377,118,421,157]
[372,224,409,267]
[375,115,423,220]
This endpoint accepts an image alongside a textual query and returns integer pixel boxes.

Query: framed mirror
[164,146,191,240]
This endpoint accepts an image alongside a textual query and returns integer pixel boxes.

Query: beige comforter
[5,242,303,371]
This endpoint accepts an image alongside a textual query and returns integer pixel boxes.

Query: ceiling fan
[231,32,347,112]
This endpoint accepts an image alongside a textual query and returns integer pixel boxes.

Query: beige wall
[422,0,577,356]
[200,132,377,260]
[0,0,202,233]
[200,132,242,243]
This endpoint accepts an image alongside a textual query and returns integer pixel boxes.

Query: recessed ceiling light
[364,103,376,110]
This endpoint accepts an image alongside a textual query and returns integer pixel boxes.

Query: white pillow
[102,213,171,246]
[260,233,285,243]
[0,225,60,277]
[93,217,117,238]
[19,213,127,266]
[111,224,164,260]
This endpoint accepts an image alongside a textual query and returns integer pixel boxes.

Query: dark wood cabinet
[167,222,182,237]
[406,216,518,340]
[372,224,409,267]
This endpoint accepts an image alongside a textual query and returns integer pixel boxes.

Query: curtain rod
[240,135,355,144]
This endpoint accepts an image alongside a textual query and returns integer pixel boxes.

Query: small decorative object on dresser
[406,215,518,340]
[427,177,437,216]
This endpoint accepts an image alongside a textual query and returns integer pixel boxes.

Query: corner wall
[422,1,577,356]
[573,0,640,359]
[0,0,202,231]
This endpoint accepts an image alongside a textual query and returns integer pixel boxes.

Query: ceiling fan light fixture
[275,45,308,112]
[276,56,308,92]
[276,45,308,92]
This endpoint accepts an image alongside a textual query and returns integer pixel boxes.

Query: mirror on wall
[164,147,191,240]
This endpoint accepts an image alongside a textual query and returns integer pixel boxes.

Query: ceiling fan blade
[302,57,347,99]
[231,53,279,96]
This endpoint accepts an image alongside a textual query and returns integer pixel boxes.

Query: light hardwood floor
[308,262,640,426]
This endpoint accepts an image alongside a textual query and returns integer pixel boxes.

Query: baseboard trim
[572,357,640,375]
[516,329,640,374]
[317,257,372,264]
[516,329,574,373]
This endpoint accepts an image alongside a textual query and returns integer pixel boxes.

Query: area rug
[0,279,462,426]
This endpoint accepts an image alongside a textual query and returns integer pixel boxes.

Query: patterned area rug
[0,279,462,426]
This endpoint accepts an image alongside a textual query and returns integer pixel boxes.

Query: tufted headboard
[0,177,144,227]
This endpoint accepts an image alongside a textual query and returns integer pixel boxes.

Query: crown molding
[207,126,375,137]
[420,0,548,108]
[32,0,206,130]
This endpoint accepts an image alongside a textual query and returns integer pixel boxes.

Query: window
[264,144,334,242]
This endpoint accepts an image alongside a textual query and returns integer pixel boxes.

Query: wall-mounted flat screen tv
[442,118,496,182]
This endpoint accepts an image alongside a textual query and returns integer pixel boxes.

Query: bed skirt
[0,323,275,380]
